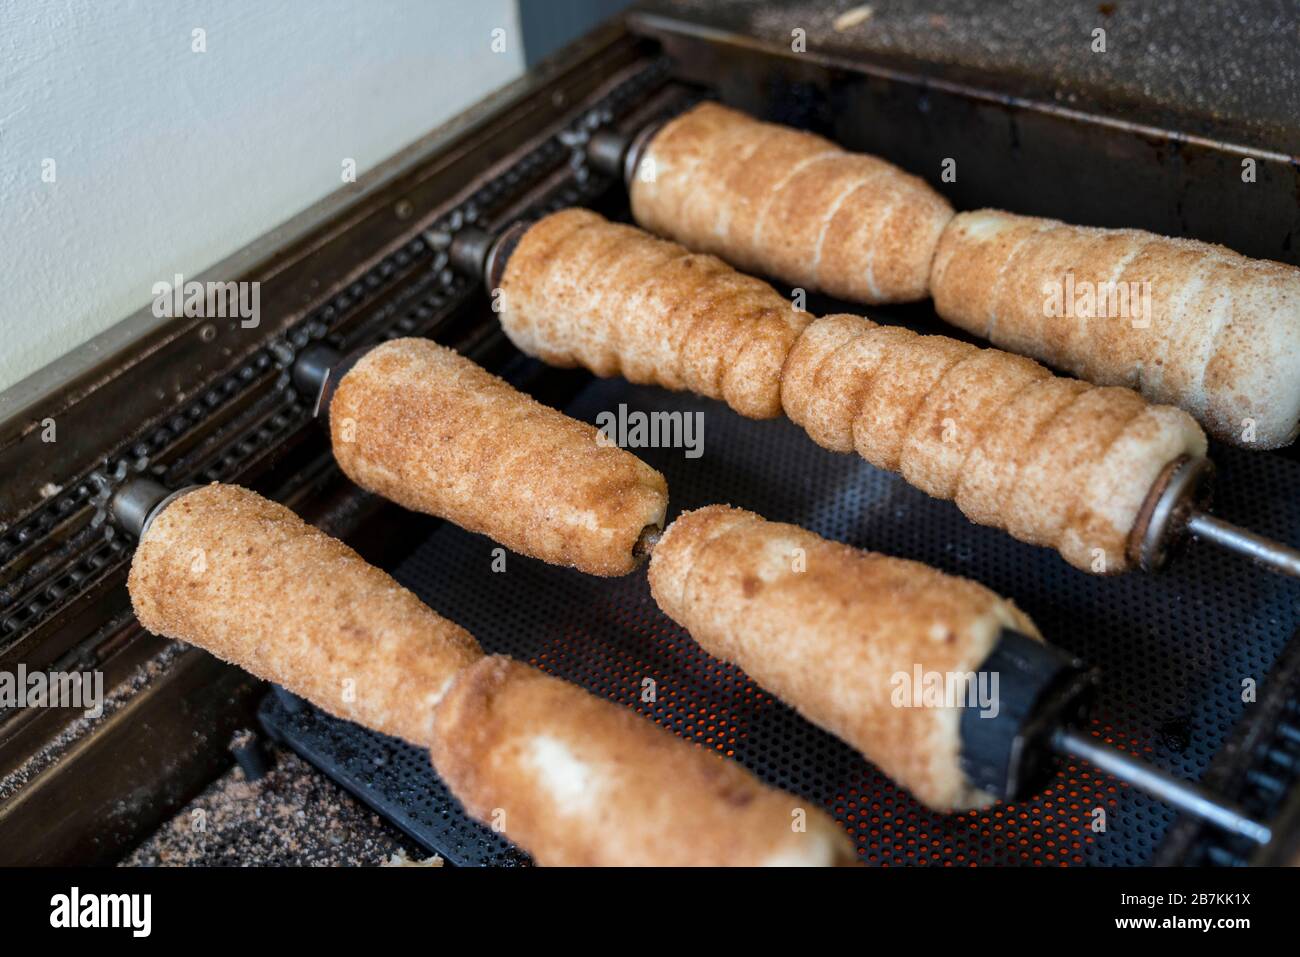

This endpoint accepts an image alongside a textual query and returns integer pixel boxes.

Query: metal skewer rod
[1051,726,1272,844]
[1183,510,1300,579]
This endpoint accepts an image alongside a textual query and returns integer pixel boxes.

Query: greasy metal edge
[626,10,1300,164]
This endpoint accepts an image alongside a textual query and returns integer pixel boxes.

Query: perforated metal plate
[258,691,529,866]
[263,369,1300,866]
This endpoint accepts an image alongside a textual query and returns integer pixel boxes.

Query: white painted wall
[0,0,525,392]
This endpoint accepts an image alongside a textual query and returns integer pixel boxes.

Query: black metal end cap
[484,220,531,292]
[295,343,371,421]
[623,119,667,185]
[1128,455,1215,572]
[585,127,630,178]
[447,226,497,281]
[111,480,202,539]
[959,629,1097,802]
[293,342,342,404]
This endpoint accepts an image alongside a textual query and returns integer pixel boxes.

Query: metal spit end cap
[292,342,342,406]
[311,345,372,421]
[623,119,667,185]
[446,227,497,283]
[1128,455,1215,572]
[958,628,1095,802]
[484,220,532,292]
[585,127,630,178]
[111,480,201,539]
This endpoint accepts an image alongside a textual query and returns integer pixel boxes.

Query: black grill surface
[262,368,1300,866]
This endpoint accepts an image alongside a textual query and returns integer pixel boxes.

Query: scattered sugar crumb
[834,5,874,31]
[123,747,419,866]
[383,850,445,867]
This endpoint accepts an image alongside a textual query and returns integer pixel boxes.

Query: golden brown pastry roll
[929,209,1300,448]
[329,337,667,576]
[498,207,810,419]
[127,483,483,749]
[648,505,1040,811]
[431,656,857,866]
[781,314,1207,573]
[629,102,954,304]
